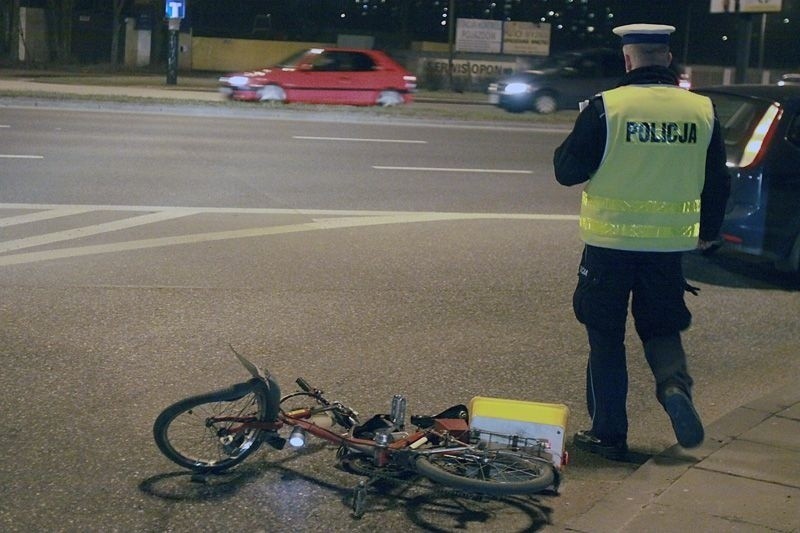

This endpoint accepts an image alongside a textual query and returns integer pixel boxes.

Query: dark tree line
[2,0,128,63]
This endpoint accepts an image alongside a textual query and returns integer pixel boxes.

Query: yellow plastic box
[469,396,569,468]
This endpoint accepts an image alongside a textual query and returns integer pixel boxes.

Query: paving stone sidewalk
[552,382,800,532]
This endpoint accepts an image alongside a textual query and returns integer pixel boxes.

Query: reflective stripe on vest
[579,85,714,251]
[582,191,701,214]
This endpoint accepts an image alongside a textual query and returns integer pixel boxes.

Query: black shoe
[663,386,704,448]
[573,430,628,461]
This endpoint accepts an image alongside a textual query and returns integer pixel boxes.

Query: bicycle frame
[155,346,560,518]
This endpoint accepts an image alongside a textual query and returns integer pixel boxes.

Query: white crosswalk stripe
[0,203,577,266]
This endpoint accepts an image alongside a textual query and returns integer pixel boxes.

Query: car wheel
[533,93,558,114]
[376,90,403,107]
[258,85,286,103]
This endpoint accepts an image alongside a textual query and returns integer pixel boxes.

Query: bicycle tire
[153,379,271,473]
[414,448,555,496]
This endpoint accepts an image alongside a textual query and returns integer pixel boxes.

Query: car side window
[574,56,601,77]
[348,52,376,72]
[787,113,800,149]
[311,52,340,71]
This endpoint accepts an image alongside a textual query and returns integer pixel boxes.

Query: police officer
[553,23,729,460]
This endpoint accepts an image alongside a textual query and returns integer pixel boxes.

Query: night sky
[182,0,798,68]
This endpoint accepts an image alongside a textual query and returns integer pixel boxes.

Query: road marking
[0,206,97,227]
[0,209,200,254]
[373,166,532,174]
[293,136,426,144]
[0,203,577,266]
[0,154,43,159]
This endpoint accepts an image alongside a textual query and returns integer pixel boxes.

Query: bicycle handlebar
[295,377,312,392]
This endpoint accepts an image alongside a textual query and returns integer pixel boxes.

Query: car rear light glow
[739,103,781,168]
[722,233,743,244]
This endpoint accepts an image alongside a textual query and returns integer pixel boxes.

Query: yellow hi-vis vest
[580,85,714,251]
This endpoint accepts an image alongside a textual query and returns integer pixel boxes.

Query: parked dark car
[487,48,626,113]
[693,85,800,272]
[219,47,417,106]
[777,73,800,86]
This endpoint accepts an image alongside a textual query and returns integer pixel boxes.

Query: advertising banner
[502,21,550,56]
[455,19,503,53]
[709,0,783,13]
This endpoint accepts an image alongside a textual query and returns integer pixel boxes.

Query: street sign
[165,0,186,19]
[710,0,783,13]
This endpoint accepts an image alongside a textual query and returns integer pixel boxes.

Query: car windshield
[696,91,774,166]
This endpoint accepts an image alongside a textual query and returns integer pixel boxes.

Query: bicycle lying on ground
[153,346,561,518]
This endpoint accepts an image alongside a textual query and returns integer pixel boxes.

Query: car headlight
[504,82,532,96]
[224,76,250,88]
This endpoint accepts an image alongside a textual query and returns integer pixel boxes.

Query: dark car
[487,48,626,113]
[219,47,417,107]
[693,85,800,272]
[777,73,800,86]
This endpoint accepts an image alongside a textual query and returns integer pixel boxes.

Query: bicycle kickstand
[351,473,387,519]
[351,479,370,519]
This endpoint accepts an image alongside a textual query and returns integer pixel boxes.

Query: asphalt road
[1,104,798,532]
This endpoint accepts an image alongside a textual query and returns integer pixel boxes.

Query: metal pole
[734,0,752,84]
[758,12,766,71]
[447,0,455,90]
[682,0,691,66]
[167,17,179,85]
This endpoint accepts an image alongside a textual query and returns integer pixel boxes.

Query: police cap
[612,23,675,45]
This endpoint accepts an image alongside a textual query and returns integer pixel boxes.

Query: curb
[557,382,800,532]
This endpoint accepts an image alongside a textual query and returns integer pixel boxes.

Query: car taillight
[739,103,781,168]
[722,233,743,244]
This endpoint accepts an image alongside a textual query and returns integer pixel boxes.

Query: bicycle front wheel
[153,380,269,473]
[415,449,555,496]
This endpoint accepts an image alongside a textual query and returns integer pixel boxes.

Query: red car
[219,47,417,106]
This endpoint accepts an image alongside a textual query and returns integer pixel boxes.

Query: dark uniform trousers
[573,244,695,443]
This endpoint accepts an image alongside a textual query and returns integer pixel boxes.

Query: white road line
[0,209,200,254]
[0,202,516,217]
[0,206,98,227]
[293,136,426,144]
[0,125,10,128]
[0,154,44,159]
[0,204,577,266]
[373,166,533,174]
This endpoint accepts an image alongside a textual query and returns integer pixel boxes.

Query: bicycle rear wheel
[153,380,270,473]
[414,449,555,496]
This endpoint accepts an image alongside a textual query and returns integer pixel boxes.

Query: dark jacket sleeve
[698,114,731,241]
[553,97,606,186]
